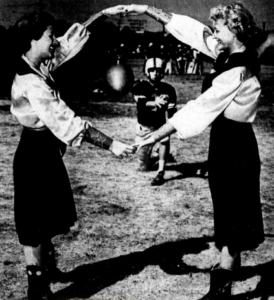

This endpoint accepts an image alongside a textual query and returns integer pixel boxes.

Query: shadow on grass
[16,237,274,300]
[231,258,274,299]
[165,161,209,182]
[53,236,213,300]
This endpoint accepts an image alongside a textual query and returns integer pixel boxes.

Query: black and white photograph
[0,0,274,299]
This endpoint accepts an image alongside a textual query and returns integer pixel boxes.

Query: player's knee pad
[137,145,153,165]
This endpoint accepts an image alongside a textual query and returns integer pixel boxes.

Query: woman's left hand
[103,5,128,16]
[124,4,148,16]
[132,136,156,153]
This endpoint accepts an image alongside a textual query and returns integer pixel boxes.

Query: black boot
[44,242,68,283]
[26,265,53,300]
[199,264,232,300]
[151,171,165,186]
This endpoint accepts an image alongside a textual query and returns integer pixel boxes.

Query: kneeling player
[132,57,177,185]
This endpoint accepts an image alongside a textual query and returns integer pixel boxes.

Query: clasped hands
[110,135,155,158]
[103,4,148,16]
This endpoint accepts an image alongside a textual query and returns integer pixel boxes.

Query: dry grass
[1,67,274,300]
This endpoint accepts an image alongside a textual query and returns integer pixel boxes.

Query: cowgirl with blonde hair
[127,2,264,299]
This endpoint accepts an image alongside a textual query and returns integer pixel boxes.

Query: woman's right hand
[124,4,148,16]
[103,5,129,16]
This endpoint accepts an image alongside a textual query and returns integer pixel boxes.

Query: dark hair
[0,12,56,96]
[209,2,259,46]
[11,11,55,56]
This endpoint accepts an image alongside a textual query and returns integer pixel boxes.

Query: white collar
[22,55,51,81]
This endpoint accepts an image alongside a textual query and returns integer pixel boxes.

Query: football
[105,64,134,95]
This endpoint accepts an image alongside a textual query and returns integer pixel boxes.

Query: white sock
[158,160,165,173]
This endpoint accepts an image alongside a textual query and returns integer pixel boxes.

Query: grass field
[1,65,274,300]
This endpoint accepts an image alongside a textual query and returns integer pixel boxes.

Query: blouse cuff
[71,120,93,147]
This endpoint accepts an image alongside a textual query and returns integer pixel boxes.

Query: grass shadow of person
[165,161,209,182]
[52,236,213,300]
[230,256,274,299]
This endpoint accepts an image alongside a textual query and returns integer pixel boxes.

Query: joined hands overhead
[103,4,147,17]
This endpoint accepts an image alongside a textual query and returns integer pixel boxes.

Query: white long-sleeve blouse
[165,14,261,139]
[11,23,91,147]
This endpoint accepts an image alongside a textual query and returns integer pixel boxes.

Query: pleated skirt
[208,115,264,251]
[13,128,77,246]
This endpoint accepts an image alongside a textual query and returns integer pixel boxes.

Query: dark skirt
[208,115,264,251]
[13,128,77,246]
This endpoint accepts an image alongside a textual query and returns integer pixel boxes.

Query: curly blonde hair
[209,2,258,45]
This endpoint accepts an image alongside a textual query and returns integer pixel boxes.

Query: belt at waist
[22,126,49,132]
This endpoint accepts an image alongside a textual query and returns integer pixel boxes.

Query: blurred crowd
[107,36,204,75]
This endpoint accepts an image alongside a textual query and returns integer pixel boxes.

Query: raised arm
[50,5,128,70]
[83,5,127,27]
[124,5,171,24]
[125,4,219,59]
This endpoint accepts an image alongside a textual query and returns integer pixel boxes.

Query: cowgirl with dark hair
[127,2,264,299]
[10,7,134,300]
